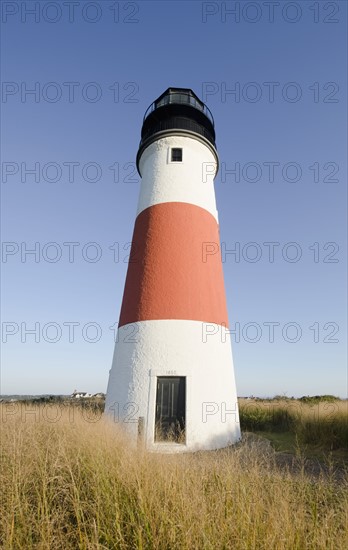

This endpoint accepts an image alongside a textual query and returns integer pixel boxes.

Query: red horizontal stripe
[119,202,229,327]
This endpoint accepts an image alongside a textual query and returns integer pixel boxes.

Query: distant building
[71,390,92,399]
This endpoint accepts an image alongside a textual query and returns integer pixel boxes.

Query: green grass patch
[239,398,348,455]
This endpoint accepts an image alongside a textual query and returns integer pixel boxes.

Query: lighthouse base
[105,320,241,453]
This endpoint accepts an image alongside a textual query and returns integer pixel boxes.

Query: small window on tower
[171,148,183,162]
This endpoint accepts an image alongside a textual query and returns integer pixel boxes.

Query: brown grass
[0,402,347,549]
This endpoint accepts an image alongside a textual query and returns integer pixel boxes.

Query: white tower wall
[105,321,239,452]
[137,135,218,220]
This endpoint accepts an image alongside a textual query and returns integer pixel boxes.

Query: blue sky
[1,0,347,397]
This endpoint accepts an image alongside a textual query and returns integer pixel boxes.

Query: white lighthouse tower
[105,88,240,452]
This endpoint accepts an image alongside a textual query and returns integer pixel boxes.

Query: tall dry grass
[1,402,347,549]
[239,398,348,450]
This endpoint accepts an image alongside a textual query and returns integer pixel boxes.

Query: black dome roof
[136,88,218,174]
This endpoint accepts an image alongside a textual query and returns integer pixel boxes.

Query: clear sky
[1,0,347,397]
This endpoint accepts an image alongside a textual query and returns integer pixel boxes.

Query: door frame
[146,370,191,450]
[155,376,186,443]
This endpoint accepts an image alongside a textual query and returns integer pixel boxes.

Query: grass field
[1,399,347,549]
[239,397,348,461]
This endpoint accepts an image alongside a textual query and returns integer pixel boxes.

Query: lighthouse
[105,88,240,452]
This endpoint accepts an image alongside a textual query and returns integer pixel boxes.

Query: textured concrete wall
[118,202,228,328]
[105,320,240,452]
[137,136,218,220]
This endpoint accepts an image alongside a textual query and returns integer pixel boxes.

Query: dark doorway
[155,377,186,443]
